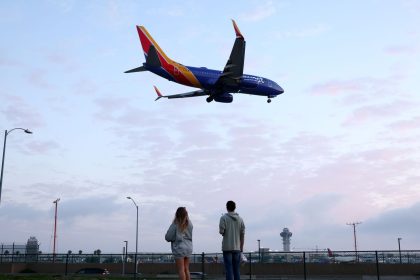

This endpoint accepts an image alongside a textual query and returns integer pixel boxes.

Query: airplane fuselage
[144,63,284,98]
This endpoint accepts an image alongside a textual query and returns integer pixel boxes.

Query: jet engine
[214,93,233,103]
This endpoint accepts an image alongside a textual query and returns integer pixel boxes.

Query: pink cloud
[310,76,404,99]
[0,94,45,128]
[25,140,60,155]
[388,116,420,132]
[0,57,23,67]
[26,70,54,90]
[343,100,414,126]
[72,78,98,96]
[310,79,365,96]
[45,52,79,72]
[385,45,419,55]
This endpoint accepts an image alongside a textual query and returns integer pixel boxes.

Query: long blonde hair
[174,207,189,232]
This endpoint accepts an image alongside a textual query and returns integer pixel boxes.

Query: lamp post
[257,239,261,263]
[53,198,60,263]
[123,240,128,275]
[398,237,402,264]
[127,196,139,279]
[0,128,32,204]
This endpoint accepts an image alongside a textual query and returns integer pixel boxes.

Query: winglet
[232,19,244,39]
[154,85,163,101]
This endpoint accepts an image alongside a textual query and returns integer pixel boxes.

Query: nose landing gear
[267,98,272,103]
[206,96,213,103]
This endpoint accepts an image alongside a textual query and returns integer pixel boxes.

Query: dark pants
[223,251,241,280]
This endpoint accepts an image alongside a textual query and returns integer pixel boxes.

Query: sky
[1,0,420,254]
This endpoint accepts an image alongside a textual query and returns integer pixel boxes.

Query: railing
[1,250,419,264]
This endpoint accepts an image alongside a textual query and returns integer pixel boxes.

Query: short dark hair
[226,200,236,212]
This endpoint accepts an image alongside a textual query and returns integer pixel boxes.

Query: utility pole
[53,198,60,262]
[346,221,361,260]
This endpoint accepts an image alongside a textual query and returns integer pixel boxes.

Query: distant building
[0,236,39,261]
[280,228,292,252]
[25,237,39,261]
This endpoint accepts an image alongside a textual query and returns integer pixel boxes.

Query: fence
[1,250,420,278]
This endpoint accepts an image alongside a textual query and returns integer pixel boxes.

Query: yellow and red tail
[135,25,201,88]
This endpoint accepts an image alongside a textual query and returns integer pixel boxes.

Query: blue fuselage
[146,63,284,98]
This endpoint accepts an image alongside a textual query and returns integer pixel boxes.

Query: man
[219,200,245,280]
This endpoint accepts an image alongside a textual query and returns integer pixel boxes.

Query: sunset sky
[1,0,420,254]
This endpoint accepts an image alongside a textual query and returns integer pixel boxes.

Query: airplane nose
[278,86,284,94]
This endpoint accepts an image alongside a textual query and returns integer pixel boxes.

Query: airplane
[327,248,357,263]
[125,20,284,103]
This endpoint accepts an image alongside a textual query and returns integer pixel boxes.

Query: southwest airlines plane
[125,20,284,103]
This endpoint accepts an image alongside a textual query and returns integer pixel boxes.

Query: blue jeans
[223,251,241,280]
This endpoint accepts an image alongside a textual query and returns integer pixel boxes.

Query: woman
[165,207,193,280]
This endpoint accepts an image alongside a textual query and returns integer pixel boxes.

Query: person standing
[219,200,245,280]
[165,207,193,280]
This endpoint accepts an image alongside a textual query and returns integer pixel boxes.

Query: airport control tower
[280,228,292,252]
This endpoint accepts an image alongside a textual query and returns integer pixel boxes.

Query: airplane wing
[215,20,246,88]
[154,86,208,101]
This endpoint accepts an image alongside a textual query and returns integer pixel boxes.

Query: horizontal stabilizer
[125,66,146,73]
[153,86,208,101]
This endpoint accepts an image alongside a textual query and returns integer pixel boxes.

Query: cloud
[363,202,420,237]
[274,24,329,39]
[26,70,54,90]
[0,94,45,128]
[145,5,186,18]
[343,100,415,126]
[71,78,98,96]
[310,79,364,96]
[45,52,79,72]
[0,56,23,67]
[240,1,277,22]
[309,76,403,98]
[385,45,419,55]
[25,140,61,155]
[388,116,420,133]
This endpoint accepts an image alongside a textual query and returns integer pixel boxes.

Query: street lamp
[0,128,32,204]
[398,237,402,264]
[52,198,60,262]
[127,196,139,279]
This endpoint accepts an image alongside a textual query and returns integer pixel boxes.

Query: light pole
[53,198,60,263]
[257,239,261,263]
[398,237,402,264]
[127,196,139,279]
[0,128,32,204]
[123,240,128,275]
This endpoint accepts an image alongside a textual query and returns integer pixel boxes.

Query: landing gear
[267,98,272,103]
[206,96,213,103]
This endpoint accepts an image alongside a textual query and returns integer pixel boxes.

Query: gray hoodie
[165,219,193,258]
[219,212,245,251]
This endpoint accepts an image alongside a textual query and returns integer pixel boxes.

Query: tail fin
[136,26,172,65]
[327,248,333,257]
